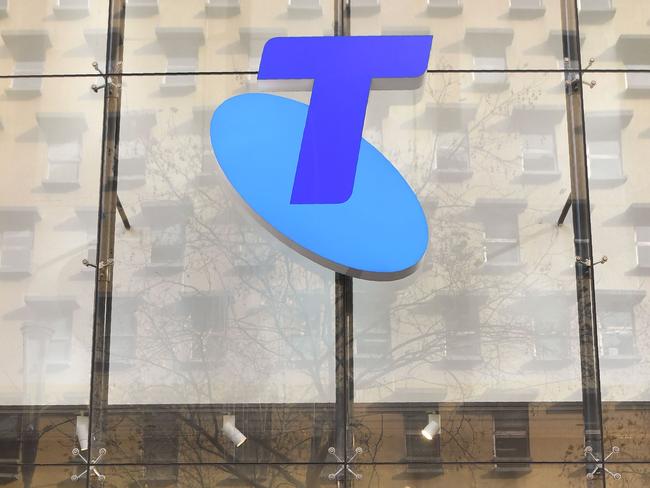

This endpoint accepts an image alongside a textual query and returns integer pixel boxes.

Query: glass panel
[0,77,101,463]
[0,1,108,76]
[94,74,336,464]
[92,464,341,488]
[0,466,88,487]
[352,72,589,463]
[350,463,604,487]
[605,464,650,485]
[349,0,566,70]
[579,0,649,71]
[121,0,335,74]
[584,72,650,462]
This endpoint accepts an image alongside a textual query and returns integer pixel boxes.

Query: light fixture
[222,415,247,447]
[421,413,440,440]
[75,415,89,451]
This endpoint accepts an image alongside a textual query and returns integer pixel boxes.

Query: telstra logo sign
[211,36,433,280]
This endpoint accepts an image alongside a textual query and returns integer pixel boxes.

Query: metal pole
[87,0,126,465]
[559,0,606,482]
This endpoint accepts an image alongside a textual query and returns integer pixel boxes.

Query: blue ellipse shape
[210,93,428,281]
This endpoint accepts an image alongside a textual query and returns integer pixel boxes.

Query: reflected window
[443,300,481,362]
[587,139,623,181]
[0,415,20,482]
[493,409,530,471]
[403,413,442,475]
[0,0,6,14]
[156,28,204,92]
[126,0,158,13]
[289,0,321,10]
[119,140,146,184]
[625,69,650,92]
[635,227,650,269]
[472,56,508,87]
[9,62,43,95]
[240,28,287,71]
[483,220,520,266]
[183,294,228,363]
[55,0,89,12]
[428,0,462,9]
[521,133,557,174]
[434,131,470,173]
[37,113,87,190]
[150,224,185,266]
[0,208,38,277]
[350,0,380,10]
[1,31,50,96]
[578,0,613,11]
[533,318,568,361]
[47,315,73,370]
[510,0,544,9]
[356,313,392,365]
[110,297,138,369]
[600,310,636,359]
[143,413,179,484]
[46,141,81,185]
[0,230,33,275]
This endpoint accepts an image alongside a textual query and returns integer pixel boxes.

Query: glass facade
[0,0,648,486]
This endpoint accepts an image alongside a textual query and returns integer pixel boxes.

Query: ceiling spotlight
[421,413,440,441]
[75,415,89,451]
[222,415,247,448]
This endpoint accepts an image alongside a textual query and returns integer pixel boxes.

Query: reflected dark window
[403,412,442,477]
[0,415,20,483]
[143,413,179,484]
[493,408,531,472]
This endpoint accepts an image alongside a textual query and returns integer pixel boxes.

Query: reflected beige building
[0,0,649,487]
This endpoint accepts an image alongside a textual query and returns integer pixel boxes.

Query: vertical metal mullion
[560,0,606,484]
[333,4,352,487]
[87,0,126,476]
